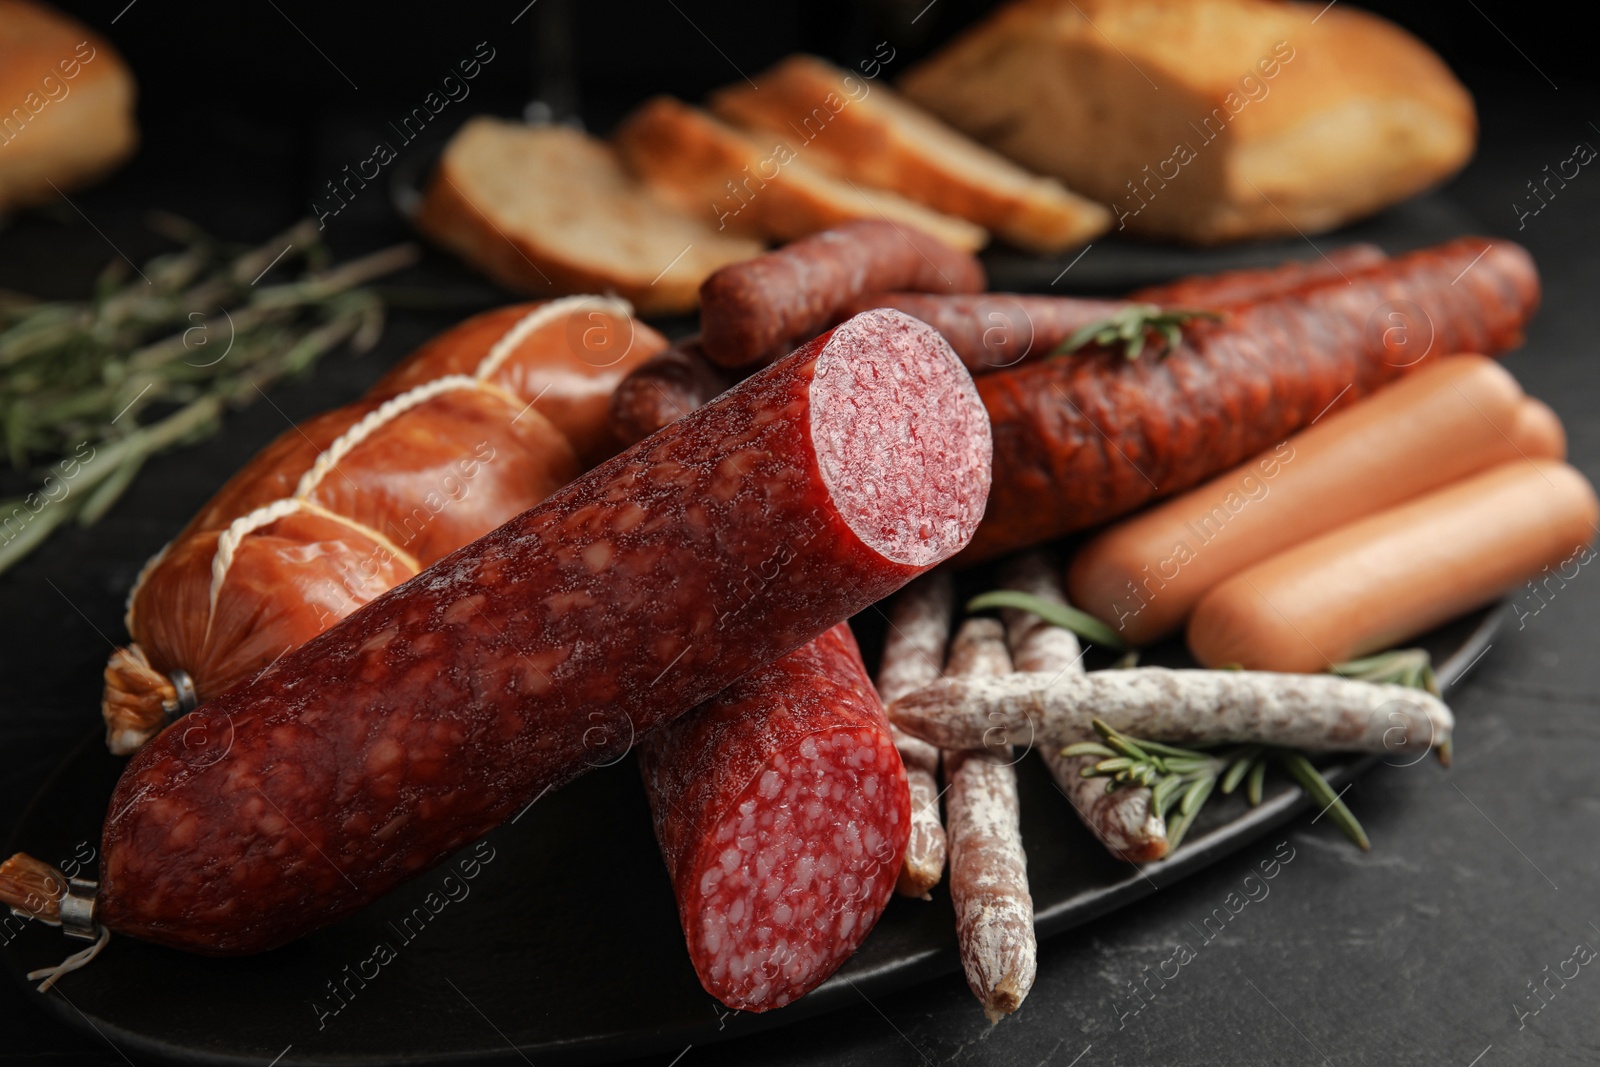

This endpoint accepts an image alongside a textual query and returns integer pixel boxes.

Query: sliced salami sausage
[699,220,986,368]
[638,623,910,1012]
[76,307,990,955]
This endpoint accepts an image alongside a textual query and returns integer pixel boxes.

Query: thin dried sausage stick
[103,297,665,754]
[996,552,1166,863]
[43,308,992,956]
[875,571,955,899]
[964,236,1541,562]
[890,669,1454,759]
[942,617,1036,1022]
[608,337,736,448]
[638,623,910,1012]
[699,220,986,369]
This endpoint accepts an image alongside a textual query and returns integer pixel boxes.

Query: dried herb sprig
[1061,719,1369,851]
[0,216,417,576]
[966,589,1128,651]
[1052,304,1222,361]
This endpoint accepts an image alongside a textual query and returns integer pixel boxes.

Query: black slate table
[4,67,1599,1067]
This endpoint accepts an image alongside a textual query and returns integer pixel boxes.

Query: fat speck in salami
[7,308,989,957]
[639,623,910,1012]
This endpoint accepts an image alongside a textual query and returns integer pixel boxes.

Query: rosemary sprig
[0,217,418,576]
[1061,719,1367,852]
[1052,305,1222,361]
[966,589,1128,651]
[1329,647,1439,696]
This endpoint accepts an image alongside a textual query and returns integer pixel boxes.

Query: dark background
[4,1,1599,1064]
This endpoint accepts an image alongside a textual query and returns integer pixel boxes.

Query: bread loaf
[900,0,1476,244]
[0,0,138,213]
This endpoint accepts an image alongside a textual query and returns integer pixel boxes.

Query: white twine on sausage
[128,296,630,637]
[27,927,111,993]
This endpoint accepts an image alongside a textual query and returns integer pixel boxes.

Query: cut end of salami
[684,724,906,1012]
[810,309,992,566]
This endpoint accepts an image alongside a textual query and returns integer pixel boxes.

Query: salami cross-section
[639,623,910,1012]
[31,308,990,956]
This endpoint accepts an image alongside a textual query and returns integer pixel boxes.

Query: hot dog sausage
[699,220,986,369]
[638,623,910,1012]
[1067,355,1565,645]
[81,308,991,955]
[964,237,1542,562]
[1188,459,1599,672]
[103,298,666,754]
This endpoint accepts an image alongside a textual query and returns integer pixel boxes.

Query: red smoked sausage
[608,337,737,448]
[962,237,1540,562]
[839,246,1390,375]
[1128,244,1389,306]
[89,308,991,955]
[638,623,910,1012]
[699,220,986,368]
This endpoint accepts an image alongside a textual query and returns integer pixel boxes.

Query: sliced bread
[415,117,762,315]
[612,96,988,252]
[711,55,1108,254]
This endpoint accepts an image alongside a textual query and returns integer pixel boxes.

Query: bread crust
[0,0,138,212]
[900,0,1475,244]
[614,95,988,251]
[712,55,1107,253]
[414,119,761,316]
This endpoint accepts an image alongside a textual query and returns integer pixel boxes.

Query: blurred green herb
[1052,304,1222,361]
[0,215,417,575]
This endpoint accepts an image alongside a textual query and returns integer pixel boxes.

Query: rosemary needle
[0,217,416,576]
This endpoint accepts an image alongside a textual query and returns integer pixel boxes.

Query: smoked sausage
[68,307,990,955]
[608,337,736,448]
[699,219,986,368]
[963,237,1541,562]
[638,623,910,1012]
[102,297,667,754]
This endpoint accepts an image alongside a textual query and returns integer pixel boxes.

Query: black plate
[3,604,1500,1066]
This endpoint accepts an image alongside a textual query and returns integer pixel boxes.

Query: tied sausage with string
[639,623,910,1012]
[102,297,667,754]
[4,307,990,957]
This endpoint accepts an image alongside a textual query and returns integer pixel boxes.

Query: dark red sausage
[1130,243,1389,307]
[963,236,1540,562]
[699,220,986,369]
[609,337,738,447]
[839,293,1130,373]
[638,623,909,1012]
[842,247,1392,376]
[91,308,992,955]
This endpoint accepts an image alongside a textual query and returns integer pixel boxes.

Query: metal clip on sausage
[0,853,109,992]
